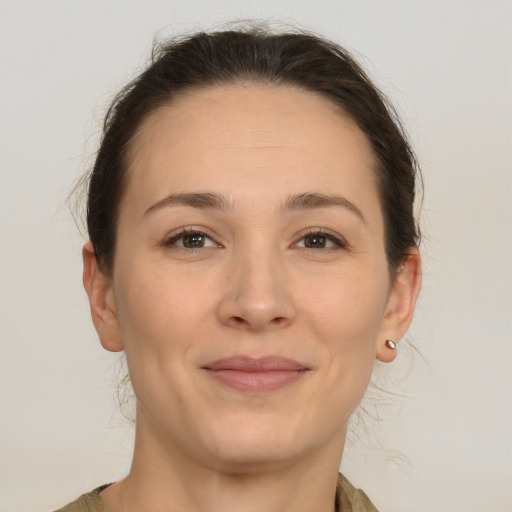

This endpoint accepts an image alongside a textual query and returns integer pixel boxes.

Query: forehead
[124,84,380,216]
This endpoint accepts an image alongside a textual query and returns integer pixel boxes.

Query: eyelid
[292,228,349,250]
[162,226,347,251]
[163,227,221,248]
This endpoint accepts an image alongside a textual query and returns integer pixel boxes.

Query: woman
[57,26,421,512]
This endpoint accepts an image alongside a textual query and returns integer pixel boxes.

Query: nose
[217,247,297,332]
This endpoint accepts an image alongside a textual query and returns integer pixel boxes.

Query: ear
[376,248,422,363]
[82,242,124,352]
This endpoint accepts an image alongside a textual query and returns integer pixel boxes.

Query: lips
[202,356,309,393]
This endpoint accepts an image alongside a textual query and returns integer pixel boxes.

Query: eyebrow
[282,192,366,223]
[143,192,232,218]
[143,191,365,223]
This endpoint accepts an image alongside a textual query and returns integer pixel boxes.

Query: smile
[202,356,310,393]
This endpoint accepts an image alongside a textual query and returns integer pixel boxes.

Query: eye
[295,231,346,250]
[164,230,218,249]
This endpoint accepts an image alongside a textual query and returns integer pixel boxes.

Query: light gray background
[1,1,511,511]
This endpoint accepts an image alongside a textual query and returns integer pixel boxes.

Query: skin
[83,84,421,512]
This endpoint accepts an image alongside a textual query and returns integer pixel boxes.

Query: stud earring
[385,339,397,350]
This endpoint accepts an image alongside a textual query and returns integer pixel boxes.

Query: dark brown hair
[87,26,420,276]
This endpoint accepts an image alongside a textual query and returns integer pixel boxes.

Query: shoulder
[336,474,379,512]
[52,485,112,512]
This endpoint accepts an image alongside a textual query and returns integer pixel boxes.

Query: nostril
[271,316,285,324]
[233,316,246,324]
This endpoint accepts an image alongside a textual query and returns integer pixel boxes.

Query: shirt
[54,473,379,512]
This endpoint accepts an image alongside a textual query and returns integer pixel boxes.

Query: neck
[102,410,346,512]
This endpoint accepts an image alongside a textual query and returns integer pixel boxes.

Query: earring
[385,339,397,350]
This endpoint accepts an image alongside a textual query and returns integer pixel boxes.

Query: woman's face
[85,84,419,472]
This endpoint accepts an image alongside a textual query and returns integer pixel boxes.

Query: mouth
[201,355,310,393]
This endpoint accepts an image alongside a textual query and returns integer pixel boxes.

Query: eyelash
[295,229,348,251]
[163,228,219,250]
[163,228,348,252]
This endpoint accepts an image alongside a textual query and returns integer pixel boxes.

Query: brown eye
[304,234,327,249]
[182,233,206,248]
[296,231,345,250]
[165,230,217,249]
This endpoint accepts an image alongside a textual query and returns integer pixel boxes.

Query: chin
[206,443,304,474]
[197,414,322,473]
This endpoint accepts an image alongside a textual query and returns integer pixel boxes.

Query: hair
[87,25,420,278]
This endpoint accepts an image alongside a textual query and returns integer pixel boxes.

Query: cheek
[112,252,229,384]
[302,267,388,346]
[111,264,218,424]
[301,269,388,401]
[119,272,195,342]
